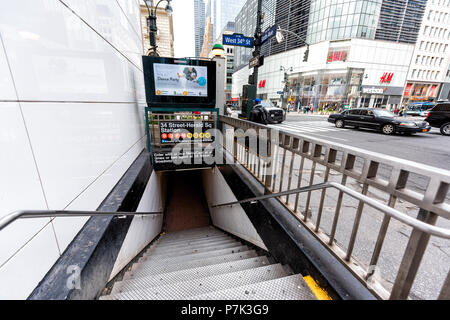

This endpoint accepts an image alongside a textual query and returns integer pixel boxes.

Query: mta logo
[380,72,394,84]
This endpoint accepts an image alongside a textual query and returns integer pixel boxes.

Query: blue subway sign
[261,25,277,45]
[223,33,254,48]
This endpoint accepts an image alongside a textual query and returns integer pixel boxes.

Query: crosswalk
[268,121,343,134]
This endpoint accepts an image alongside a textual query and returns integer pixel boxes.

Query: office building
[194,0,206,57]
[232,0,432,110]
[200,16,214,58]
[207,0,246,40]
[403,0,450,104]
[213,22,236,102]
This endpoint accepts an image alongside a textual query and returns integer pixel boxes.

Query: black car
[425,102,450,136]
[328,108,431,135]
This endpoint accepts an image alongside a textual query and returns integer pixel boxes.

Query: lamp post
[280,66,293,111]
[275,26,309,62]
[144,0,173,56]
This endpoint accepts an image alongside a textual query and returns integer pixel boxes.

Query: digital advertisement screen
[153,64,208,97]
[143,56,216,108]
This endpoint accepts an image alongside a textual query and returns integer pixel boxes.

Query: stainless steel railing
[212,181,450,239]
[0,210,163,232]
[219,115,450,300]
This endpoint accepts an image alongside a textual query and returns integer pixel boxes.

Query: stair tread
[146,241,243,259]
[159,228,223,241]
[156,235,232,248]
[190,274,317,300]
[107,264,287,300]
[136,245,249,268]
[111,256,270,294]
[123,250,259,280]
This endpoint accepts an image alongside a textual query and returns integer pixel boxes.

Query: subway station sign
[159,121,214,144]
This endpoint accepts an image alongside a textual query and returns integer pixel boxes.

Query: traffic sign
[277,91,283,95]
[223,33,253,48]
[261,25,277,45]
[249,55,264,69]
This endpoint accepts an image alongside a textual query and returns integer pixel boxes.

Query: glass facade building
[194,0,206,57]
[209,0,247,40]
[306,0,382,45]
[375,0,427,44]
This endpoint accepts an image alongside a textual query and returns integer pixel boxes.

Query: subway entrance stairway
[99,170,316,300]
[100,227,315,300]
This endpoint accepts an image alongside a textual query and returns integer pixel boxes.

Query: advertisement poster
[153,63,208,97]
[159,121,215,144]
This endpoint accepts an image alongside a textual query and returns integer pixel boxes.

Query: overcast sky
[172,0,195,58]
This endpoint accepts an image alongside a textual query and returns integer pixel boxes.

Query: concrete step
[190,274,317,300]
[105,264,287,300]
[146,241,243,260]
[159,227,223,241]
[111,256,270,294]
[158,234,230,247]
[156,233,229,246]
[150,238,237,254]
[122,250,259,280]
[136,245,249,267]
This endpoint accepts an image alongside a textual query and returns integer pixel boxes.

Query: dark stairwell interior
[163,170,211,232]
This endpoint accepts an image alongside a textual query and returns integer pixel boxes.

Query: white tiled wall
[0,0,146,299]
[108,171,165,281]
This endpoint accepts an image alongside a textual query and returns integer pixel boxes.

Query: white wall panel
[61,0,143,66]
[0,223,60,300]
[109,171,165,280]
[202,168,268,251]
[0,102,51,266]
[0,36,16,100]
[0,0,146,299]
[52,136,147,252]
[20,102,145,210]
[115,0,143,42]
[0,0,140,103]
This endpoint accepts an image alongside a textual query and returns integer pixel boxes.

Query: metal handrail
[212,181,450,239]
[0,210,163,232]
[220,115,450,300]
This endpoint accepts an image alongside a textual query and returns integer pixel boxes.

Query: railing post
[438,271,450,300]
[390,209,438,299]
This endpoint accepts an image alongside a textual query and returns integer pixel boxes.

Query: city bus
[406,102,435,117]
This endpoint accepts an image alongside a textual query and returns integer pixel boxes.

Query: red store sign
[380,72,394,84]
[327,50,348,63]
[258,80,266,88]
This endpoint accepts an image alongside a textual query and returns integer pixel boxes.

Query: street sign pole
[251,0,263,87]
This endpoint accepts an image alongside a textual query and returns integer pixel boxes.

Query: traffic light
[303,47,309,62]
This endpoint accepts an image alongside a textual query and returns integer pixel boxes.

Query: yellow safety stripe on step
[303,275,333,300]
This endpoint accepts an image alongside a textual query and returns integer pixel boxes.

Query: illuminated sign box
[143,56,217,108]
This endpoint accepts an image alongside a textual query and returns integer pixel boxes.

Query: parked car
[328,108,431,135]
[425,102,450,136]
[255,101,286,124]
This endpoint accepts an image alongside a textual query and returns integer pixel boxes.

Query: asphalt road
[277,113,450,171]
[243,112,450,299]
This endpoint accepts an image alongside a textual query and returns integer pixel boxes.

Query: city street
[272,113,450,171]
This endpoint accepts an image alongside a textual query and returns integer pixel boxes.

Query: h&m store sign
[327,47,349,63]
